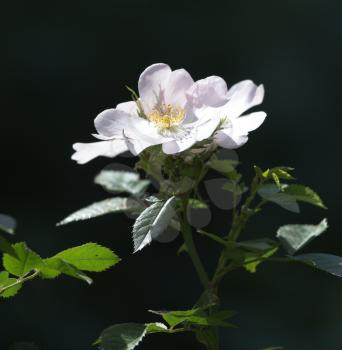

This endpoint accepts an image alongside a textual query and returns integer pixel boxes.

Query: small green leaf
[293,253,342,278]
[0,271,22,298]
[145,322,168,334]
[0,235,17,257]
[133,197,176,252]
[207,158,239,177]
[95,170,150,197]
[277,218,328,255]
[0,213,16,234]
[188,198,208,209]
[150,308,235,328]
[258,184,300,213]
[196,327,219,350]
[224,239,279,273]
[282,184,326,209]
[99,323,147,350]
[3,243,43,277]
[57,198,142,225]
[237,238,279,253]
[40,257,93,284]
[54,243,120,272]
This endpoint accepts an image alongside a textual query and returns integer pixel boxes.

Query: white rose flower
[72,63,266,164]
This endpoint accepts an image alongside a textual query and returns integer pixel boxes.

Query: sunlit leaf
[293,253,342,278]
[99,323,147,350]
[133,197,175,252]
[0,213,16,234]
[54,243,120,272]
[150,308,235,328]
[95,170,150,196]
[57,197,142,225]
[277,218,328,254]
[3,243,43,277]
[0,271,22,298]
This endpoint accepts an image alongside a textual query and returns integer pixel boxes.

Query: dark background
[1,0,341,349]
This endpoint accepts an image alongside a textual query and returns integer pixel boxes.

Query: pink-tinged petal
[215,129,248,149]
[138,63,172,113]
[94,108,132,138]
[71,139,128,164]
[116,101,139,116]
[187,76,228,108]
[224,80,265,119]
[164,69,194,108]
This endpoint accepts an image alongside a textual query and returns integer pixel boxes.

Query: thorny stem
[0,269,40,295]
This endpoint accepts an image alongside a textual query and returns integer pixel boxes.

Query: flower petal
[187,76,228,108]
[162,135,196,154]
[215,129,248,149]
[232,111,267,134]
[224,80,265,119]
[116,101,139,116]
[71,139,128,164]
[138,63,172,113]
[214,112,266,149]
[123,118,167,155]
[94,109,132,138]
[164,69,194,108]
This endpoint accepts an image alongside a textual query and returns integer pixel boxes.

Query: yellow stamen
[147,104,185,129]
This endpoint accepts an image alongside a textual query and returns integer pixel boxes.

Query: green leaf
[196,327,219,350]
[255,166,294,181]
[3,243,43,277]
[133,196,176,252]
[222,181,248,195]
[0,235,17,257]
[53,243,120,272]
[150,308,235,328]
[237,238,279,253]
[0,213,16,234]
[95,170,150,197]
[99,323,147,350]
[277,218,328,254]
[207,158,239,178]
[0,271,22,298]
[40,257,93,284]
[57,198,142,225]
[224,239,279,273]
[282,184,327,209]
[260,347,284,350]
[243,246,278,273]
[258,184,300,213]
[145,322,168,334]
[188,198,208,209]
[293,253,342,278]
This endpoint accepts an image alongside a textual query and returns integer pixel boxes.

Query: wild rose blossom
[72,63,266,164]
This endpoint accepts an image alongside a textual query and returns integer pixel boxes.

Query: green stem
[211,175,266,291]
[0,269,39,295]
[179,197,210,290]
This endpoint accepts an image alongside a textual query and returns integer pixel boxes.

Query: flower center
[147,104,185,130]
